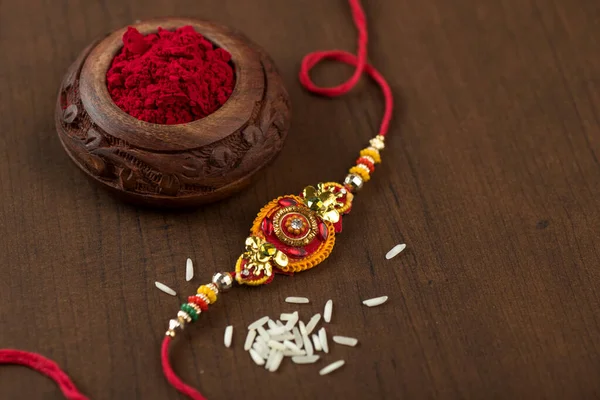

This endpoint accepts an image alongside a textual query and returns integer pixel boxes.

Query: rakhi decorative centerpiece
[164,133,385,333]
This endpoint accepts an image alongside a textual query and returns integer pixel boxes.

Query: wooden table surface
[1,0,599,399]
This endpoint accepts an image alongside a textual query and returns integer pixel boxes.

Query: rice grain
[155,281,176,296]
[185,258,194,281]
[249,349,265,366]
[285,296,310,304]
[318,327,329,353]
[292,355,320,364]
[224,325,233,348]
[332,335,358,347]
[385,244,406,260]
[244,330,257,351]
[248,316,270,330]
[362,296,389,307]
[319,360,345,376]
[324,300,333,323]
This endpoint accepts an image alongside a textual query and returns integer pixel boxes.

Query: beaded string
[161,0,393,398]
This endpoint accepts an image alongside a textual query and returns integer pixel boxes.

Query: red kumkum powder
[107,26,235,125]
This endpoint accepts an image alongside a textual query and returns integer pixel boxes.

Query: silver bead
[212,272,234,292]
[344,174,364,192]
[169,319,181,331]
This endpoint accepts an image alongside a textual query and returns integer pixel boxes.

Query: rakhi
[0,0,392,399]
[161,1,393,398]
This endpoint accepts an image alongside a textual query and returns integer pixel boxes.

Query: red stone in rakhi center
[278,198,298,207]
[261,217,273,236]
[318,221,328,240]
[285,247,308,258]
[106,26,235,125]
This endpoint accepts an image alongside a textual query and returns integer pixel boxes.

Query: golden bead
[206,282,219,295]
[197,285,217,304]
[349,166,370,182]
[359,148,381,163]
[355,163,371,175]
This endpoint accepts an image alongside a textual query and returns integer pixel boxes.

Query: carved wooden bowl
[55,18,290,208]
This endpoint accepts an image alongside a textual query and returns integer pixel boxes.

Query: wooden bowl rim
[79,17,264,151]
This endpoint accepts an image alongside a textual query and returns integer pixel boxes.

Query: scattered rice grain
[318,327,329,353]
[267,326,287,336]
[280,312,295,321]
[257,326,270,341]
[248,316,270,330]
[244,330,257,351]
[332,335,358,347]
[270,333,295,342]
[265,348,278,370]
[292,327,303,348]
[362,296,389,307]
[185,258,194,281]
[224,325,233,348]
[305,313,322,335]
[385,244,406,260]
[155,281,176,296]
[283,349,306,357]
[299,321,308,336]
[267,340,286,351]
[268,351,285,372]
[319,360,345,375]
[252,342,269,359]
[292,355,320,364]
[303,333,314,356]
[283,340,302,352]
[249,349,265,366]
[312,334,322,351]
[285,296,310,304]
[324,300,333,323]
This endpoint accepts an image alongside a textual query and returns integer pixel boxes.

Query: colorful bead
[187,302,201,316]
[188,295,209,311]
[180,303,199,321]
[369,135,385,150]
[359,148,381,163]
[177,310,192,323]
[356,157,375,173]
[206,283,220,296]
[197,285,217,304]
[349,165,370,182]
[344,174,364,192]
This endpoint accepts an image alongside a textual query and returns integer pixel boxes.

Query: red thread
[107,26,235,125]
[0,349,88,400]
[161,337,207,400]
[299,0,393,137]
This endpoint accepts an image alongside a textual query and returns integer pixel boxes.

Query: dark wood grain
[57,18,290,207]
[1,0,600,399]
